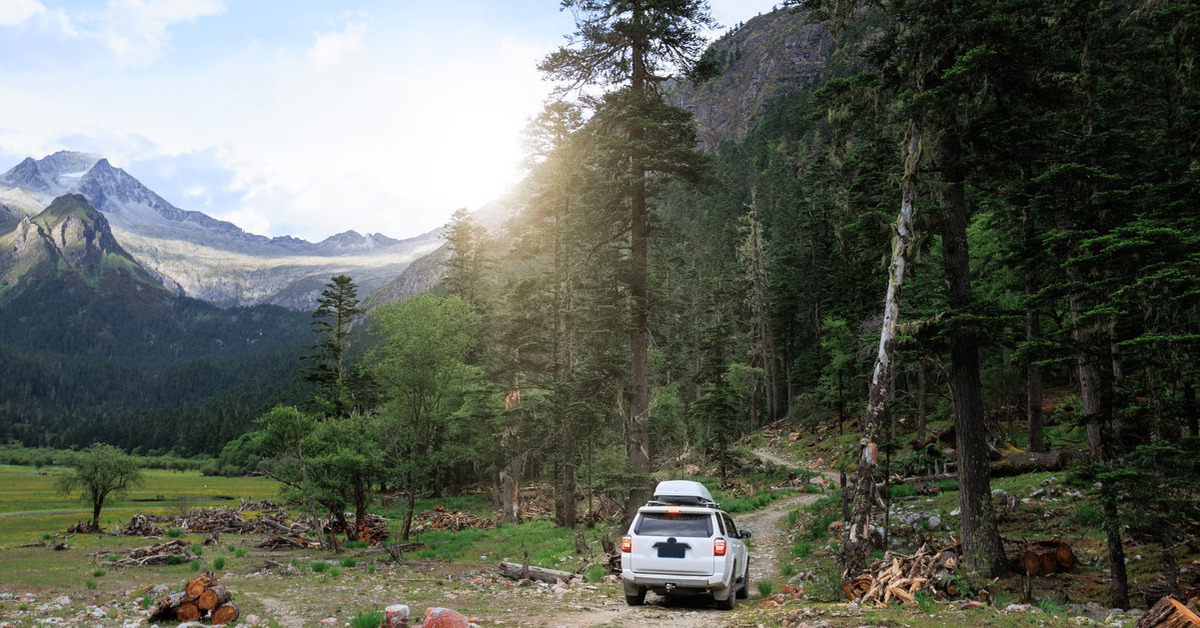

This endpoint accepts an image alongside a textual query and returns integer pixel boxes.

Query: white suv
[619,480,751,609]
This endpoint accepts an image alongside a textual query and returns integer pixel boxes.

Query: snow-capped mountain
[0,151,443,309]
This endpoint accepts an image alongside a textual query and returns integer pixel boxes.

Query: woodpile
[1137,590,1200,628]
[1005,537,1077,576]
[175,507,307,535]
[94,539,192,568]
[324,514,390,544]
[238,498,285,513]
[149,571,240,625]
[108,513,167,537]
[842,544,959,605]
[412,506,496,534]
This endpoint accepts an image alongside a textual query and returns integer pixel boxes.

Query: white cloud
[97,0,225,62]
[0,0,45,26]
[306,22,369,69]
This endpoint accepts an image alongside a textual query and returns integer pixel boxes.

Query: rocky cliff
[669,7,833,151]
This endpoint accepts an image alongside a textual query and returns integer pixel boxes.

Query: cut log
[1137,595,1200,628]
[211,601,240,625]
[185,570,217,598]
[498,561,579,585]
[175,601,202,623]
[989,450,1072,477]
[198,585,232,610]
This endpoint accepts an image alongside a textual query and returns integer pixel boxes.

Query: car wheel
[737,559,750,599]
[715,574,737,610]
[624,587,646,606]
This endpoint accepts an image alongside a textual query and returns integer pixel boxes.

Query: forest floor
[0,441,1189,627]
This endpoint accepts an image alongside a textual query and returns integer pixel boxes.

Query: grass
[0,465,276,547]
[349,610,385,628]
[756,579,775,597]
[213,556,226,570]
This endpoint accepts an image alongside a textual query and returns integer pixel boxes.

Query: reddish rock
[420,607,469,628]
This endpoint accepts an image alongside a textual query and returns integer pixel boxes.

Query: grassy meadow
[0,465,277,547]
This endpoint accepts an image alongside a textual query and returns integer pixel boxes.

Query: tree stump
[1137,596,1200,628]
[211,601,240,625]
[185,570,218,598]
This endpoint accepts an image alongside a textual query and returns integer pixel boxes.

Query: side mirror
[740,529,752,539]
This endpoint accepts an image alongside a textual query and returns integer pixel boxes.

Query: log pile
[498,561,583,585]
[323,514,391,544]
[150,571,240,625]
[411,506,496,534]
[842,544,959,605]
[95,539,192,568]
[989,450,1074,477]
[238,498,284,514]
[108,513,167,537]
[67,521,101,534]
[175,507,307,535]
[1004,537,1077,576]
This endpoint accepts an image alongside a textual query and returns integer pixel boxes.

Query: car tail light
[621,536,633,553]
[714,538,727,556]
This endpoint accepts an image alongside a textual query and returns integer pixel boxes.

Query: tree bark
[937,134,1006,578]
[843,118,920,578]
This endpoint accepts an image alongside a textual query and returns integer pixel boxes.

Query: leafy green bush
[311,561,330,573]
[192,546,203,556]
[791,541,812,558]
[213,556,226,570]
[167,555,185,565]
[340,557,357,568]
[166,528,184,538]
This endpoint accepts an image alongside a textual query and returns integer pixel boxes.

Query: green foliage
[915,591,935,613]
[756,579,775,597]
[213,556,226,570]
[1037,597,1066,614]
[310,561,330,573]
[349,611,385,628]
[92,568,106,577]
[166,528,183,538]
[54,443,143,528]
[167,555,184,565]
[791,541,813,558]
[585,564,608,583]
[340,557,357,568]
[190,558,201,571]
[234,548,247,558]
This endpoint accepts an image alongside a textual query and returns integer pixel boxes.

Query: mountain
[0,194,314,455]
[0,193,160,292]
[0,151,444,309]
[667,7,833,151]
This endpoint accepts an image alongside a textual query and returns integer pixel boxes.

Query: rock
[52,595,70,606]
[319,617,338,625]
[927,515,941,530]
[421,607,470,628]
[384,604,409,628]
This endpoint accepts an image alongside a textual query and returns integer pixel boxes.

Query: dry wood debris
[108,513,168,537]
[93,539,192,568]
[842,543,959,605]
[411,506,496,534]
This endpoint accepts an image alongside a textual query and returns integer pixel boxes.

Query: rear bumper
[621,570,729,594]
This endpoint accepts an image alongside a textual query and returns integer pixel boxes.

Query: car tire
[715,574,737,610]
[737,559,750,599]
[625,587,646,606]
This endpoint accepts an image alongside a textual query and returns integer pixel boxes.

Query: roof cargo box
[652,480,715,506]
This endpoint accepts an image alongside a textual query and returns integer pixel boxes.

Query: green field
[0,465,277,547]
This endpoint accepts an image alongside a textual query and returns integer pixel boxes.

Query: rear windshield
[634,513,713,538]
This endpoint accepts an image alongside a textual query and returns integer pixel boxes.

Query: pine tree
[540,0,715,518]
[302,275,362,418]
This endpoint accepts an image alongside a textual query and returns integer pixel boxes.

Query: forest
[2,0,1197,610]
[208,0,1199,609]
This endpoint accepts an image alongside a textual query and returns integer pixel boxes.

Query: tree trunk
[198,585,232,611]
[938,133,1006,578]
[1024,204,1044,453]
[498,561,580,584]
[843,118,920,578]
[916,359,928,443]
[1101,481,1130,609]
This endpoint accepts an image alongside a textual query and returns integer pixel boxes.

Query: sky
[0,0,782,242]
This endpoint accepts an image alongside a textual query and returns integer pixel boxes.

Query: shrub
[331,568,341,578]
[234,548,247,558]
[340,557,357,568]
[345,541,368,549]
[92,569,106,577]
[311,561,330,573]
[166,529,184,538]
[213,556,226,570]
[781,564,796,578]
[85,580,97,590]
[791,541,812,558]
[190,559,202,571]
[192,546,203,556]
[167,555,185,565]
[756,580,775,597]
[585,564,608,583]
[349,611,385,628]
